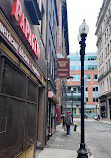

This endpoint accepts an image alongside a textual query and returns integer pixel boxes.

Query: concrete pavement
[35,123,92,158]
[35,118,111,158]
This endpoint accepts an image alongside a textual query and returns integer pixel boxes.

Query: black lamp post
[96,104,97,117]
[71,87,73,124]
[77,20,89,158]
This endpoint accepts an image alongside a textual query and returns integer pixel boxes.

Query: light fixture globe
[77,34,81,42]
[79,19,89,35]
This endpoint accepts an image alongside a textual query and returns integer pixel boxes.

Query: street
[77,119,111,158]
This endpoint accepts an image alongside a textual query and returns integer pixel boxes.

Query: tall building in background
[95,0,111,120]
[56,0,69,124]
[66,52,99,118]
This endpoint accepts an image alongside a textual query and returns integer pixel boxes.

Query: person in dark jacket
[64,112,71,135]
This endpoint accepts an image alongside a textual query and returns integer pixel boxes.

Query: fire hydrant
[74,122,77,131]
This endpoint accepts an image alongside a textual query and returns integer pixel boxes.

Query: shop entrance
[101,106,106,118]
[109,99,111,119]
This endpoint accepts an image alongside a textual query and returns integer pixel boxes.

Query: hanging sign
[56,58,70,78]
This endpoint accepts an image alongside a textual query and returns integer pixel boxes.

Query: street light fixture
[71,87,73,124]
[77,19,89,158]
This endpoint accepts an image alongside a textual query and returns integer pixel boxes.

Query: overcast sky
[67,0,103,54]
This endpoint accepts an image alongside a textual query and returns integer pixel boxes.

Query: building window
[86,98,88,102]
[87,65,97,70]
[67,87,71,92]
[72,75,80,81]
[53,59,55,79]
[84,65,97,70]
[78,87,81,92]
[108,43,109,54]
[85,56,97,61]
[84,75,91,80]
[105,33,106,40]
[70,57,76,61]
[93,98,99,102]
[93,87,98,91]
[76,75,80,81]
[73,87,76,92]
[72,75,76,81]
[94,75,98,80]
[85,87,88,91]
[70,66,76,70]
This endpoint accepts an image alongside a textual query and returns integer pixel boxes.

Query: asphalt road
[76,119,111,158]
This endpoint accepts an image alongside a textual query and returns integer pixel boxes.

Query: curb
[98,121,111,125]
[89,155,94,158]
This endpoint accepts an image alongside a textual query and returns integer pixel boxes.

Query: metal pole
[81,43,85,144]
[72,92,73,124]
[77,33,88,158]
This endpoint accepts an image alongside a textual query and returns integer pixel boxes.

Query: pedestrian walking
[64,112,71,135]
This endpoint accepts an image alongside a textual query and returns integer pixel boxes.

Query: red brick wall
[67,70,99,105]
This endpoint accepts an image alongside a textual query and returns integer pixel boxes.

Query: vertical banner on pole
[56,58,70,78]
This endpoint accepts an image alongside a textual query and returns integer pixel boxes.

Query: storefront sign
[48,91,59,104]
[57,58,70,78]
[10,0,40,60]
[0,18,42,82]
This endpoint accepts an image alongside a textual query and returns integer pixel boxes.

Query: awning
[48,91,59,104]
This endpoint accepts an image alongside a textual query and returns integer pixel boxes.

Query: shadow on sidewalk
[45,124,80,151]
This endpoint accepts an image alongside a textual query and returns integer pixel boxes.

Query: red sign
[57,58,70,78]
[10,0,40,60]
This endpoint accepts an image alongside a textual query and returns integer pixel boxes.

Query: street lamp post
[77,20,89,158]
[71,87,73,124]
[96,104,97,117]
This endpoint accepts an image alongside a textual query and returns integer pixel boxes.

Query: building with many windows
[95,0,111,120]
[65,52,99,118]
[46,0,59,142]
[56,0,69,124]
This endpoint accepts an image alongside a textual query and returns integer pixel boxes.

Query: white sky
[67,0,103,54]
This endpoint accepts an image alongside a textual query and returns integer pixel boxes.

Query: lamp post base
[77,143,88,158]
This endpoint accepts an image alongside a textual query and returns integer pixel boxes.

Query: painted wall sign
[10,0,40,60]
[0,17,42,82]
[56,58,70,78]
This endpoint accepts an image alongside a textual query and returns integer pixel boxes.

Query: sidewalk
[35,124,92,158]
[99,119,111,125]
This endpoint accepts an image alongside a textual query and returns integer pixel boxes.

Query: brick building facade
[56,0,69,124]
[66,52,99,118]
[95,0,111,120]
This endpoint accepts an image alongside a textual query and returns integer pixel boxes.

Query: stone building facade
[95,0,111,120]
